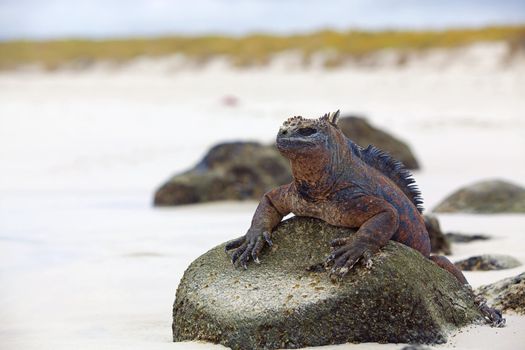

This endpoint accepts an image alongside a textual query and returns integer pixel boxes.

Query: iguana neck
[290,142,350,200]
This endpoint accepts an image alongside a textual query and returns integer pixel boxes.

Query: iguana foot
[325,238,375,278]
[225,230,272,269]
[475,295,506,327]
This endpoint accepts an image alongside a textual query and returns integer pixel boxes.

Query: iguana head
[276,110,342,160]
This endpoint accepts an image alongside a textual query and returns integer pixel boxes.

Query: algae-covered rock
[173,217,482,349]
[338,116,420,169]
[433,179,525,213]
[477,273,525,314]
[455,255,522,271]
[154,142,292,205]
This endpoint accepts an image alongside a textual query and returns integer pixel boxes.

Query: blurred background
[1,1,525,349]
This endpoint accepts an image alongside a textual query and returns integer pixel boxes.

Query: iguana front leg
[326,196,399,277]
[225,186,291,269]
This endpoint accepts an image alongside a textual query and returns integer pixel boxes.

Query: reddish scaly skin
[225,111,466,283]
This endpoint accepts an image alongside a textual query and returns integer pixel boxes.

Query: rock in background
[154,142,292,205]
[173,217,482,349]
[455,255,522,271]
[424,214,451,255]
[433,179,525,213]
[477,273,525,314]
[445,232,490,243]
[155,116,420,206]
[338,115,420,169]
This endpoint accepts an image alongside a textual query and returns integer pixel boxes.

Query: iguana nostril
[281,130,288,135]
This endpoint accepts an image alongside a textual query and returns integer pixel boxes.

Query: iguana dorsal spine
[351,143,424,213]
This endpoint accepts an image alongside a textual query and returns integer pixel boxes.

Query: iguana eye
[298,127,317,136]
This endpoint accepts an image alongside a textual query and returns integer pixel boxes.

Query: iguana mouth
[276,136,315,147]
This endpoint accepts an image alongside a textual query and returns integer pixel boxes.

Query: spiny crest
[282,115,306,128]
[320,110,340,126]
[283,115,305,124]
[353,144,424,213]
[283,110,341,128]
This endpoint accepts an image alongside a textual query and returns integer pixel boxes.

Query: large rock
[338,116,420,169]
[154,142,292,205]
[433,179,525,213]
[173,217,482,349]
[455,255,522,271]
[477,273,525,314]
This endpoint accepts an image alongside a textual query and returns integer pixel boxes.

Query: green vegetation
[0,26,524,70]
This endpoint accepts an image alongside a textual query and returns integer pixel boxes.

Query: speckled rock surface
[338,116,420,169]
[455,254,522,271]
[433,179,525,213]
[477,273,525,314]
[154,142,292,205]
[172,217,482,349]
[424,215,451,255]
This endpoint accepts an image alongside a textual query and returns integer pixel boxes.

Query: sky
[0,0,524,41]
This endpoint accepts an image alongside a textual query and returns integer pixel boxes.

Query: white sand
[1,43,525,349]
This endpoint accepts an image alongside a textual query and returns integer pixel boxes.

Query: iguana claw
[325,240,375,278]
[225,230,271,268]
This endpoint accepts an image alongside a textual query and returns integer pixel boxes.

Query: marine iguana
[225,111,502,324]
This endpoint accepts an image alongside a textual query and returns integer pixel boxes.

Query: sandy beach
[1,43,525,349]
